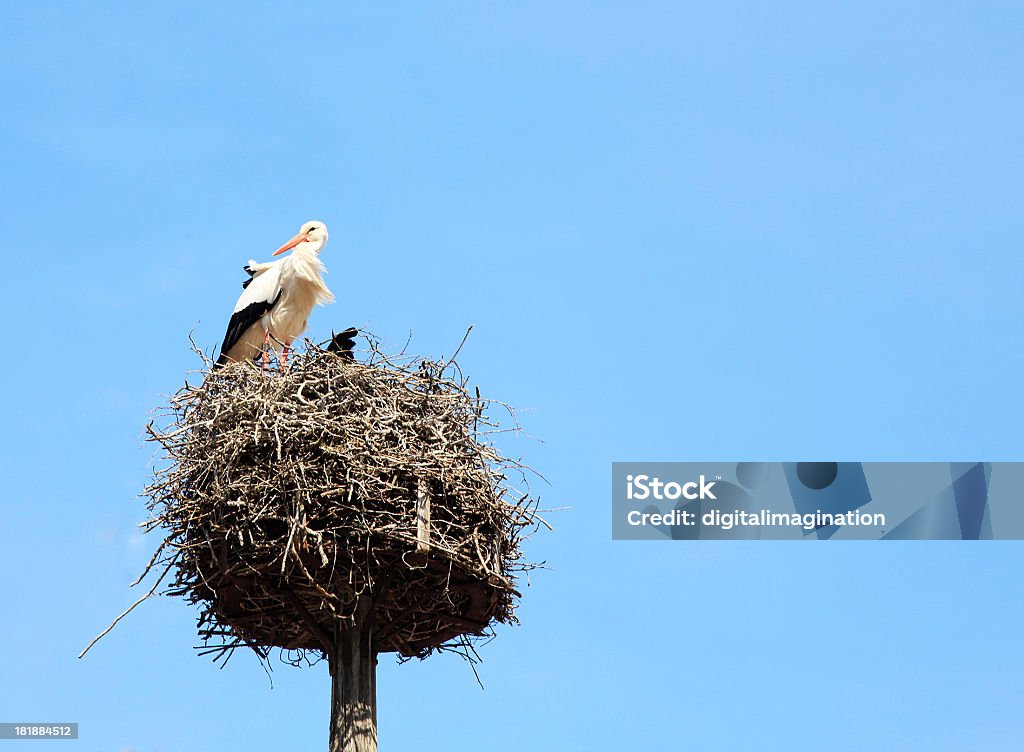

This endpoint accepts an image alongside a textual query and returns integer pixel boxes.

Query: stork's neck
[302,237,327,254]
[280,247,334,304]
[283,247,323,273]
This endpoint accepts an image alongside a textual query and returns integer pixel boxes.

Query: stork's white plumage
[216,220,334,366]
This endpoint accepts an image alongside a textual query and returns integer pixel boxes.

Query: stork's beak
[272,232,307,256]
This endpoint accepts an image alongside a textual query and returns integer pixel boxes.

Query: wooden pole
[329,595,378,752]
[416,477,432,554]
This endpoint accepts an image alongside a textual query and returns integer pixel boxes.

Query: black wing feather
[215,289,282,365]
[327,327,359,362]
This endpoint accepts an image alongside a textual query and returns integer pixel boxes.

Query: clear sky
[2,2,1022,749]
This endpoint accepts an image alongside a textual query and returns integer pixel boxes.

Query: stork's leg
[261,329,271,371]
[281,342,291,369]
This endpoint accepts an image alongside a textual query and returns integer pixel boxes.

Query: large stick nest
[142,337,542,664]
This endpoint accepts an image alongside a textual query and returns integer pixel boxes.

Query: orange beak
[272,232,307,256]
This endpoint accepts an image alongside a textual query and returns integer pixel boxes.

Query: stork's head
[272,220,329,256]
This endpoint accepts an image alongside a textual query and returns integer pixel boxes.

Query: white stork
[216,220,334,367]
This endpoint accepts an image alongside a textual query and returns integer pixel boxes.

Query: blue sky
[2,2,1022,749]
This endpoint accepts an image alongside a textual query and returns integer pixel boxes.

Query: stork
[216,220,334,367]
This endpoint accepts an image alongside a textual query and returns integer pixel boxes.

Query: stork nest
[141,337,543,664]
